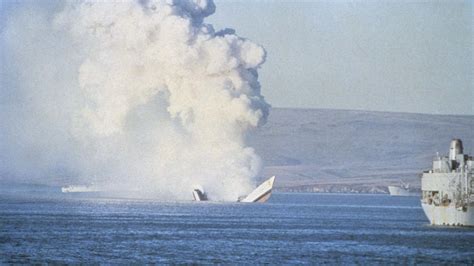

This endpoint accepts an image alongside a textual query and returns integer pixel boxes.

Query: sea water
[1,193,473,264]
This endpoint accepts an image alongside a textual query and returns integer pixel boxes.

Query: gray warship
[421,139,474,226]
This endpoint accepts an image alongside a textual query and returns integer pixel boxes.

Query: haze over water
[1,193,473,264]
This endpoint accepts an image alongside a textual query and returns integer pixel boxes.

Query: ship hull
[240,176,275,203]
[388,186,419,197]
[421,202,474,226]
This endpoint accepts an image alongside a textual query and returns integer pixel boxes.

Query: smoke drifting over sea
[0,0,270,200]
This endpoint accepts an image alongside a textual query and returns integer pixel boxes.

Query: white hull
[419,139,473,227]
[421,202,474,226]
[191,176,276,202]
[388,186,419,197]
[240,176,275,203]
[61,185,101,193]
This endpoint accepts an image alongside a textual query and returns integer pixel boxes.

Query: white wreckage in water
[61,176,276,203]
[193,176,276,203]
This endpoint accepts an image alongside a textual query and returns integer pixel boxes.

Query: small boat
[61,185,101,193]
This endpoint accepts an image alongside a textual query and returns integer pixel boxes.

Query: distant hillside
[249,108,474,193]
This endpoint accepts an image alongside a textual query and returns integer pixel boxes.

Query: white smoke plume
[0,0,270,201]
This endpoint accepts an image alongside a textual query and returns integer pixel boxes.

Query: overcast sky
[209,0,473,115]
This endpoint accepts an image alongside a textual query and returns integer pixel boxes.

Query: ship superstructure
[421,139,474,226]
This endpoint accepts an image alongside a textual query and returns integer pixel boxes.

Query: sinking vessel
[192,188,208,201]
[421,139,474,226]
[192,176,275,203]
[239,176,275,203]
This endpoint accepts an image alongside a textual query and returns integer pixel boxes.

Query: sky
[209,0,473,115]
[0,0,472,115]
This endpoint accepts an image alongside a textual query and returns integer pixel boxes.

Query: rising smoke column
[39,0,269,200]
